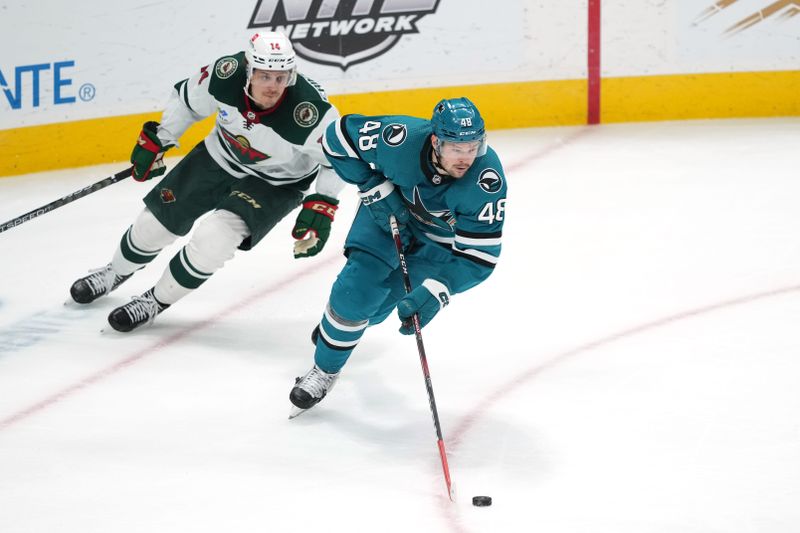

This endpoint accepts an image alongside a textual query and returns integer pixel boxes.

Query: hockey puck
[472,496,492,507]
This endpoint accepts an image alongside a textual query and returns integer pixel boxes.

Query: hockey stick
[389,214,456,502]
[0,166,133,234]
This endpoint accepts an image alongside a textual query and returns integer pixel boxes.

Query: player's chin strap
[243,86,261,111]
[430,139,451,177]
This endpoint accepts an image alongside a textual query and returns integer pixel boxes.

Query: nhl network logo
[248,0,441,70]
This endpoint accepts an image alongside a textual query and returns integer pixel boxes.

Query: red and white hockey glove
[292,194,339,258]
[130,121,172,182]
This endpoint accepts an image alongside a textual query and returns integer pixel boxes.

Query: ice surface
[1,118,799,533]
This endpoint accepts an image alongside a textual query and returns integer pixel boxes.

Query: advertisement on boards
[602,0,800,76]
[0,0,578,129]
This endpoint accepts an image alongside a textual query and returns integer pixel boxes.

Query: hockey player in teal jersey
[289,97,507,416]
[68,32,346,332]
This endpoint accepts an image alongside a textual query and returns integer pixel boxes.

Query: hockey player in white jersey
[69,32,345,332]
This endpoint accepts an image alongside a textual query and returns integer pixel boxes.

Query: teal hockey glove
[397,279,450,335]
[131,121,172,182]
[358,180,409,233]
[292,194,339,258]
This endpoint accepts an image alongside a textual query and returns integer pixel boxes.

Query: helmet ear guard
[431,97,487,157]
[245,31,297,88]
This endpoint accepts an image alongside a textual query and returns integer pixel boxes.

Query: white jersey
[155,51,344,197]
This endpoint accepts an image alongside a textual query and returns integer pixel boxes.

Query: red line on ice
[0,254,343,431]
[440,284,800,532]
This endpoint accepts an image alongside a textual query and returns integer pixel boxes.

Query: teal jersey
[322,114,507,293]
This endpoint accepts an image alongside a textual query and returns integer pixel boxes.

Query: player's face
[249,69,290,109]
[433,136,482,178]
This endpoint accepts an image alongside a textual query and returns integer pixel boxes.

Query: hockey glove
[358,180,410,233]
[131,121,172,182]
[397,279,450,335]
[292,194,339,258]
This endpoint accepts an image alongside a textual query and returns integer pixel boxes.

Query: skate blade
[288,405,308,419]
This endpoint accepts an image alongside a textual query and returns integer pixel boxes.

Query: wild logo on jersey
[215,57,239,79]
[219,126,271,164]
[159,188,176,204]
[404,186,455,231]
[294,102,319,127]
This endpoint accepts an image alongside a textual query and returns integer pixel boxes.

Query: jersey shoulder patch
[470,148,505,194]
[258,76,335,146]
[450,148,507,213]
[340,115,427,169]
[476,167,504,194]
[381,117,430,148]
[207,51,248,106]
[381,123,409,147]
[214,56,240,80]
[288,75,333,129]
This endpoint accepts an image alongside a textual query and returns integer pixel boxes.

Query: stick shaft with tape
[389,214,455,502]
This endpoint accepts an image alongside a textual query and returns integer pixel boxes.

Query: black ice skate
[107,288,169,332]
[70,264,132,304]
[289,365,340,419]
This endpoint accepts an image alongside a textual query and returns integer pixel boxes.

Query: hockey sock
[112,208,178,276]
[153,209,249,305]
[313,302,369,373]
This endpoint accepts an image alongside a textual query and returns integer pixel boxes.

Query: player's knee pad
[184,210,250,273]
[369,280,408,325]
[329,250,394,321]
[130,208,179,252]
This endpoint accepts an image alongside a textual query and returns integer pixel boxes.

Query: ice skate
[289,364,340,418]
[70,264,131,304]
[107,288,169,332]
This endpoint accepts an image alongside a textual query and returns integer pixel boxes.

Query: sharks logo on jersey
[404,186,455,230]
[381,124,407,147]
[478,168,503,193]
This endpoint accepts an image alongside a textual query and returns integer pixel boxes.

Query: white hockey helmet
[245,31,297,86]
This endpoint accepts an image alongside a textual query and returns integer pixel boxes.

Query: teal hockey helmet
[431,97,487,156]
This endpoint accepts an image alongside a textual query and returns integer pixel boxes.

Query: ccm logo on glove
[292,194,339,259]
[307,200,337,219]
[358,180,410,232]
